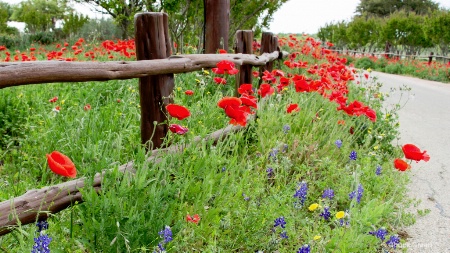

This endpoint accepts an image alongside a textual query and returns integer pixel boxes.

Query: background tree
[356,0,439,17]
[0,1,16,34]
[346,16,383,53]
[318,21,349,50]
[424,10,450,56]
[11,0,71,34]
[62,12,90,40]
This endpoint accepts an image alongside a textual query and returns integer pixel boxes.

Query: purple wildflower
[319,207,331,221]
[36,220,49,232]
[386,235,400,249]
[274,216,286,229]
[294,181,308,208]
[283,124,291,134]
[280,231,288,239]
[297,244,311,253]
[369,228,388,241]
[31,234,52,253]
[266,167,274,178]
[376,165,382,175]
[322,188,334,200]
[349,150,357,160]
[268,148,279,161]
[158,226,173,244]
[349,184,363,203]
[335,140,342,148]
[242,193,250,201]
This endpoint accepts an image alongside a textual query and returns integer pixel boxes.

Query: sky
[268,0,450,34]
[6,0,450,34]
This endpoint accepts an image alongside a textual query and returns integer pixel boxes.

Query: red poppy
[46,151,77,178]
[166,104,191,120]
[402,144,430,162]
[217,97,242,109]
[212,60,239,75]
[169,124,189,135]
[286,103,300,113]
[364,73,369,79]
[185,90,194,96]
[225,106,248,126]
[49,96,58,103]
[213,77,227,84]
[238,84,254,95]
[84,104,91,111]
[186,214,200,224]
[240,94,257,109]
[252,71,260,77]
[218,49,227,54]
[337,120,345,125]
[394,158,411,171]
[257,84,275,98]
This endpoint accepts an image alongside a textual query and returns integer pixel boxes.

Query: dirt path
[373,71,450,253]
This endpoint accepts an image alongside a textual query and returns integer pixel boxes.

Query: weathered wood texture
[0,124,244,236]
[204,0,230,53]
[135,13,174,149]
[259,32,279,73]
[234,30,254,90]
[0,52,282,89]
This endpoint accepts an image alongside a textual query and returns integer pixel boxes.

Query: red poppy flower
[218,49,227,54]
[186,214,200,224]
[166,104,191,120]
[257,84,275,98]
[286,103,300,113]
[225,106,248,126]
[240,94,257,109]
[49,96,58,103]
[84,104,91,111]
[46,151,77,178]
[217,97,242,109]
[394,158,411,171]
[252,71,260,77]
[261,70,276,83]
[169,124,189,135]
[402,144,430,162]
[185,90,194,96]
[364,73,369,79]
[238,84,254,95]
[213,77,227,84]
[212,60,239,75]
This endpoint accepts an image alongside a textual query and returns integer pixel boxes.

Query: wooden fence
[330,49,450,63]
[0,11,285,236]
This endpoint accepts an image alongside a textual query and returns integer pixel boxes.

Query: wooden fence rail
[0,52,282,89]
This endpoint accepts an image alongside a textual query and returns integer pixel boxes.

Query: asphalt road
[373,71,450,253]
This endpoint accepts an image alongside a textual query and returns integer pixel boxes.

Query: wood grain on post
[204,0,230,53]
[235,30,253,93]
[135,13,174,150]
[260,32,278,73]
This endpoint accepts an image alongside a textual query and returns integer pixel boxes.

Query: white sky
[5,0,450,34]
[269,0,450,34]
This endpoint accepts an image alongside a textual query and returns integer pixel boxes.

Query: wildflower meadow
[0,34,430,252]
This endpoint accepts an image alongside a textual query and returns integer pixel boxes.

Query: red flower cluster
[166,104,191,120]
[212,60,239,75]
[169,124,189,135]
[217,97,249,126]
[186,214,200,224]
[394,144,430,172]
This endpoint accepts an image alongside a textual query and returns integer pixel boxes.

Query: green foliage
[29,31,57,45]
[346,16,383,51]
[424,10,450,56]
[355,57,377,70]
[318,21,349,49]
[356,0,439,17]
[11,0,71,34]
[62,12,89,39]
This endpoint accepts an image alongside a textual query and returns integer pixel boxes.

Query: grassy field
[0,36,414,252]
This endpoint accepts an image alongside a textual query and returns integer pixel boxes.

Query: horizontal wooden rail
[0,124,244,236]
[0,52,284,89]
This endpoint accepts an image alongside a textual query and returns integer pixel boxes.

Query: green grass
[0,40,412,252]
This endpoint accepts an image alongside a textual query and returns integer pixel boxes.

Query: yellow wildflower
[313,235,321,240]
[336,211,345,219]
[308,203,319,211]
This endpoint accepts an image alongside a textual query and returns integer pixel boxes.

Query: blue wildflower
[369,228,388,241]
[31,234,52,253]
[274,216,286,229]
[376,165,382,175]
[242,193,250,201]
[349,184,363,203]
[322,188,334,200]
[268,148,279,161]
[280,231,288,239]
[335,140,342,148]
[282,143,288,153]
[349,150,357,160]
[283,124,291,134]
[297,244,311,253]
[266,167,274,178]
[36,220,49,233]
[293,181,308,208]
[158,226,173,244]
[221,166,226,172]
[319,207,331,221]
[386,235,400,249]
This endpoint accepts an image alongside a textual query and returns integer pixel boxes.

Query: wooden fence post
[259,32,279,85]
[234,30,253,93]
[204,0,230,53]
[135,12,174,150]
